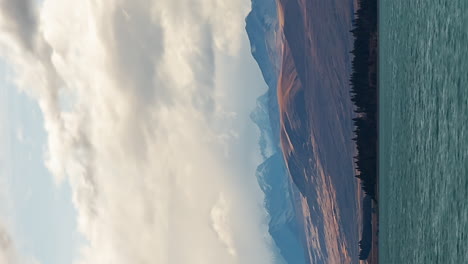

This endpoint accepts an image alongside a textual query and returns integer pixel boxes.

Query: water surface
[380,1,468,263]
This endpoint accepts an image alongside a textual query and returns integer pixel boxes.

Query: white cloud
[0,222,19,264]
[211,194,236,256]
[0,0,276,263]
[0,218,40,264]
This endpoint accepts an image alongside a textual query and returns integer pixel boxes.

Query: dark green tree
[349,0,378,201]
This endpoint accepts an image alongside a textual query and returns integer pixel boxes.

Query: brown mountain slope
[276,0,360,263]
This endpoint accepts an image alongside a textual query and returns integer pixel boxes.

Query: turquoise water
[380,1,468,263]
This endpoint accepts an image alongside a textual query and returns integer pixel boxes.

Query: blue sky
[0,60,81,264]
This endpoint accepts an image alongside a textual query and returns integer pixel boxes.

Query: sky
[1,60,82,264]
[0,0,281,263]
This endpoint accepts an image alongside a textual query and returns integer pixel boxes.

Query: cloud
[0,222,18,264]
[211,194,236,256]
[0,0,277,263]
[0,220,40,264]
[0,0,37,51]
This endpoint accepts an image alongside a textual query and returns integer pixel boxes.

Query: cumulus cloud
[0,0,277,263]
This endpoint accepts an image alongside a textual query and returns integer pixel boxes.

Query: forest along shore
[349,0,378,262]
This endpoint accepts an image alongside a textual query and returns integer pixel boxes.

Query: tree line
[350,0,378,260]
[350,0,378,203]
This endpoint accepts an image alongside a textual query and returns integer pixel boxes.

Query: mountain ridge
[245,0,308,263]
